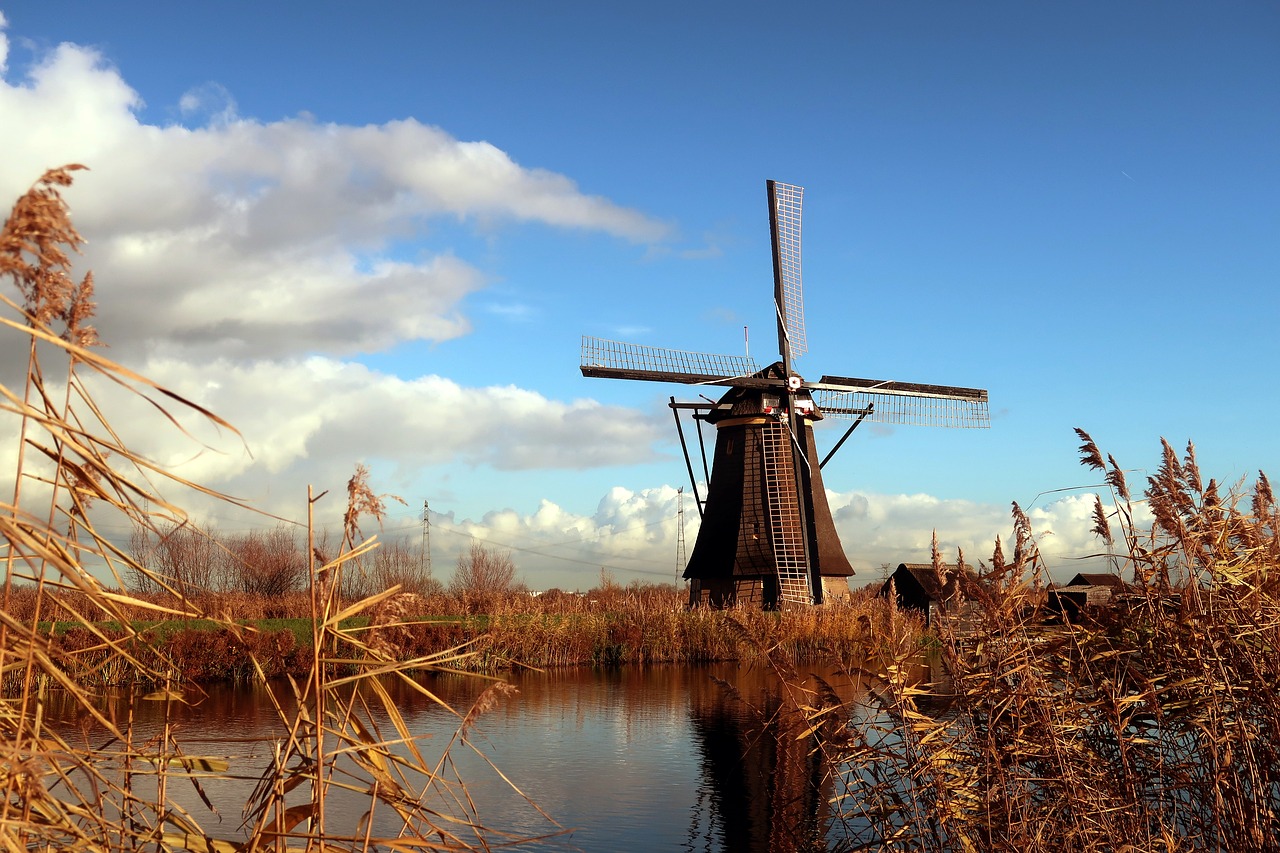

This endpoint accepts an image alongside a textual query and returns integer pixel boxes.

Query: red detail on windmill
[787,375,802,392]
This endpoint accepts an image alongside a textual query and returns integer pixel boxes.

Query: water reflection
[44,663,866,851]
[686,668,838,853]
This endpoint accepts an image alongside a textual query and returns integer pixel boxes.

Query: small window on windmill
[795,398,816,416]
[762,394,780,414]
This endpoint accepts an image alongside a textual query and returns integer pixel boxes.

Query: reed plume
[1,168,543,850]
[807,431,1280,852]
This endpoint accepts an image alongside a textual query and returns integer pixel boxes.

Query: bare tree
[342,539,442,600]
[372,539,441,596]
[126,521,218,596]
[449,542,518,604]
[221,526,305,597]
[127,525,156,593]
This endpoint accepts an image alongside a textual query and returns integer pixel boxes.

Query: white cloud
[54,357,667,507]
[409,485,1127,591]
[177,82,238,125]
[0,35,668,371]
[482,300,537,322]
[428,484,689,588]
[828,488,1133,583]
[612,325,653,338]
[0,27,674,545]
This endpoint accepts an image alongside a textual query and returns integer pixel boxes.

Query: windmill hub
[786,374,803,392]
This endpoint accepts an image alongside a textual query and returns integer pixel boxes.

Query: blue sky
[2,2,1277,589]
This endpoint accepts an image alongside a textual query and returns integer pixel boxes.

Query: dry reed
[1,167,551,850]
[797,429,1280,852]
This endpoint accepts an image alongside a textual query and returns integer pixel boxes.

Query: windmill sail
[812,377,990,428]
[580,336,761,386]
[768,181,807,364]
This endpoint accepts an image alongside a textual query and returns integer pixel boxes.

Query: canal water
[49,663,875,851]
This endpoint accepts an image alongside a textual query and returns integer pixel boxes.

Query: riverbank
[23,586,912,688]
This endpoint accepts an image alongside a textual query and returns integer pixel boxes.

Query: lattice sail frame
[812,389,990,428]
[772,182,807,361]
[580,336,759,379]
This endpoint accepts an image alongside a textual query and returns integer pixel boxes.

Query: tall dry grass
[307,584,892,673]
[477,591,887,669]
[801,430,1280,852]
[12,580,892,688]
[1,167,552,850]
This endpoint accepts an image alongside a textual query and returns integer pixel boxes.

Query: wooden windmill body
[680,366,855,608]
[581,182,990,609]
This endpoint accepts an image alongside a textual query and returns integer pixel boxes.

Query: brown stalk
[809,432,1280,851]
[5,168,547,850]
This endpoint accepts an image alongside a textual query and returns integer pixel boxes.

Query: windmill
[581,181,989,608]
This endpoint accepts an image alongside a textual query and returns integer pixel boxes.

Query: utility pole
[421,500,432,580]
[675,487,687,586]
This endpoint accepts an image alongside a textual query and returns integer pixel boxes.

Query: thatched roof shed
[879,563,974,625]
[1066,572,1126,589]
[1048,573,1126,621]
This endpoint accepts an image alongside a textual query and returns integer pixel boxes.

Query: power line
[90,515,678,574]
[420,499,431,580]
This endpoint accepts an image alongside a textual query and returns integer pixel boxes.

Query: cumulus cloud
[407,484,1128,591]
[25,359,668,521]
[0,33,668,370]
[177,82,238,125]
[428,484,691,588]
[828,488,1134,583]
[0,25,675,544]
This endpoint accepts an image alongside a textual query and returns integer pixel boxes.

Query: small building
[1066,572,1126,590]
[1048,573,1125,622]
[879,563,972,626]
